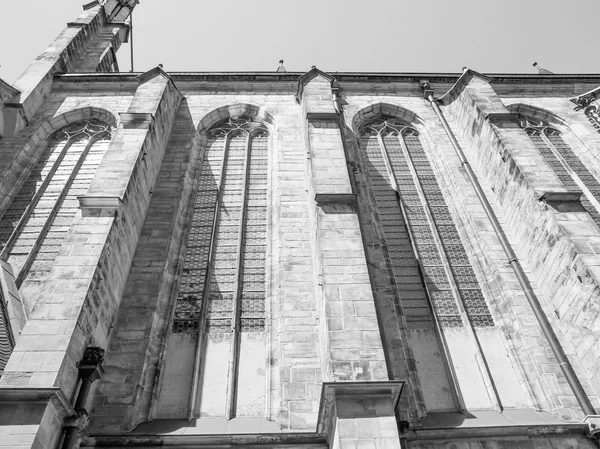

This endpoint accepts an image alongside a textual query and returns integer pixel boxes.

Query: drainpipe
[420,80,596,417]
[60,347,105,449]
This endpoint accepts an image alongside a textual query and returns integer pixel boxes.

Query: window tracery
[0,119,113,286]
[173,116,268,335]
[358,117,493,328]
[518,115,600,228]
[0,119,112,377]
[167,115,269,419]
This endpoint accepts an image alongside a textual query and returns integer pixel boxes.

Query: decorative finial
[277,60,286,73]
[533,62,553,75]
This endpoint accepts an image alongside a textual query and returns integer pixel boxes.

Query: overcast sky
[1,0,599,83]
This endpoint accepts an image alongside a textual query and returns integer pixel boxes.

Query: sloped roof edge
[0,77,20,103]
[295,67,335,103]
[436,68,493,106]
[136,65,182,96]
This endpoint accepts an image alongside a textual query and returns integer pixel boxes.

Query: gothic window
[519,116,600,227]
[0,120,113,285]
[0,119,112,375]
[162,115,269,419]
[358,118,493,329]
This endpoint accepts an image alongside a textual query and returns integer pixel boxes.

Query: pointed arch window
[162,115,269,419]
[0,120,113,285]
[358,118,493,328]
[519,115,600,227]
[0,119,112,375]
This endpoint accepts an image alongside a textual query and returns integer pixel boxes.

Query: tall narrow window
[0,119,112,376]
[0,120,112,285]
[360,118,493,328]
[355,117,495,412]
[519,116,600,227]
[158,116,269,420]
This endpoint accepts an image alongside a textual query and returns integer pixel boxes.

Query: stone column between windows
[0,68,182,449]
[298,73,402,445]
[318,382,404,449]
[444,75,600,418]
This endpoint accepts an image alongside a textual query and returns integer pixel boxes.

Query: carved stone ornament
[585,105,600,132]
[570,86,600,111]
[81,347,105,366]
[359,117,419,138]
[207,115,268,138]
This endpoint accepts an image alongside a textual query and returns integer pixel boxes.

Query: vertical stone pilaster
[443,73,600,418]
[0,68,182,449]
[318,382,405,449]
[298,69,388,389]
[82,67,181,211]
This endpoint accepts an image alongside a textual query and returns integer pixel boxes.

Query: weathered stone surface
[2,6,600,449]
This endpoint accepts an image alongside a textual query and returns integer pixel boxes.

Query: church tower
[2,3,600,449]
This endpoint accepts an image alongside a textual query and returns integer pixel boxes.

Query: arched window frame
[358,117,494,329]
[517,114,600,227]
[162,114,272,420]
[354,114,500,413]
[0,115,114,377]
[0,119,113,286]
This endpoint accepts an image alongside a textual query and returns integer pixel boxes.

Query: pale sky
[1,0,599,83]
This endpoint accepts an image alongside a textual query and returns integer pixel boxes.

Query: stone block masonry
[2,17,600,447]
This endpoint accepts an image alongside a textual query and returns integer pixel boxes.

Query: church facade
[2,1,600,448]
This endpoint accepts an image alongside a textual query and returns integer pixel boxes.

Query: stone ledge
[583,415,600,438]
[0,387,74,416]
[315,193,356,206]
[119,112,154,129]
[537,190,585,212]
[78,196,123,217]
[408,423,588,442]
[317,381,405,443]
[486,112,522,128]
[306,112,338,122]
[83,433,327,448]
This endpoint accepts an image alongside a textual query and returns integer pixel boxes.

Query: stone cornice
[52,72,600,99]
[55,71,600,84]
[83,433,327,448]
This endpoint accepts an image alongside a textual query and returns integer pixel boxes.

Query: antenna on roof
[533,62,553,75]
[277,60,286,73]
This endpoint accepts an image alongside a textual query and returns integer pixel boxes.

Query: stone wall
[1,67,600,449]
